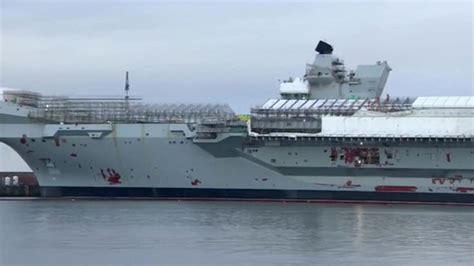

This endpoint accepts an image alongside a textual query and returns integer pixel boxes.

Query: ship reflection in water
[0,201,472,265]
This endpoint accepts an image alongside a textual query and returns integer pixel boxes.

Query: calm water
[0,200,472,266]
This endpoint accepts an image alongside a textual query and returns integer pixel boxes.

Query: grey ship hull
[2,121,473,204]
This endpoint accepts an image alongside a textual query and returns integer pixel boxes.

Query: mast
[125,71,130,122]
[125,71,130,100]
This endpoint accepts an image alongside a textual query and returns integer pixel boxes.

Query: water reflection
[0,201,472,265]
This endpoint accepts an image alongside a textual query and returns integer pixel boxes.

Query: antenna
[125,71,130,100]
[124,71,130,122]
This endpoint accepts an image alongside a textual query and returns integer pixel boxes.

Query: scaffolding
[2,90,236,124]
[251,97,414,118]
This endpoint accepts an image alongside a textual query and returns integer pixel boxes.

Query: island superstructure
[1,41,473,203]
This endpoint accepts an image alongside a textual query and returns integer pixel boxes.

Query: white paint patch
[0,143,31,171]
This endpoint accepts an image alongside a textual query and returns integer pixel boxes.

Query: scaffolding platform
[2,90,236,124]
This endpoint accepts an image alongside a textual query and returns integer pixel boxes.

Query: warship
[1,41,473,203]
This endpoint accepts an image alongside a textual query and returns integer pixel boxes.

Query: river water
[0,200,472,265]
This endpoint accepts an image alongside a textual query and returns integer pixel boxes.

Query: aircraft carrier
[1,41,473,203]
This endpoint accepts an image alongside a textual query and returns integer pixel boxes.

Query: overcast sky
[0,0,473,171]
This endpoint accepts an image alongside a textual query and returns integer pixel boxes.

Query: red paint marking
[375,186,417,192]
[454,187,474,193]
[341,147,380,165]
[70,153,77,157]
[344,148,355,164]
[446,153,451,163]
[20,135,27,145]
[101,168,122,184]
[108,169,122,185]
[191,179,202,186]
[432,177,446,185]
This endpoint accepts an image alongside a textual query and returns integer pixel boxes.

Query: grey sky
[0,0,473,171]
